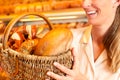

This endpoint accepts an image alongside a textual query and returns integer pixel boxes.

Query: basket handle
[3,12,53,50]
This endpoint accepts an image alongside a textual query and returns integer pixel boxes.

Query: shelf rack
[0,8,87,25]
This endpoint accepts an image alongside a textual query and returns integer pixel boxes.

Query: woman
[46,0,120,80]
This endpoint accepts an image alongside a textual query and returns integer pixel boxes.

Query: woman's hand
[46,48,88,80]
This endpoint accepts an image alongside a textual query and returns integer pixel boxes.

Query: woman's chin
[87,19,99,26]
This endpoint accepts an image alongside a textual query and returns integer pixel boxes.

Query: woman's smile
[86,10,97,19]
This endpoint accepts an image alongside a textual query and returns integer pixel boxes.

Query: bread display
[0,0,82,15]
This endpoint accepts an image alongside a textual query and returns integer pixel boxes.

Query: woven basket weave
[0,13,73,80]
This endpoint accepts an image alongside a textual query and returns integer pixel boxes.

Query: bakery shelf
[0,8,87,24]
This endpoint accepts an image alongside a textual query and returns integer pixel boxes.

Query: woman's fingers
[46,62,72,80]
[71,48,81,71]
[52,62,72,75]
[47,71,62,80]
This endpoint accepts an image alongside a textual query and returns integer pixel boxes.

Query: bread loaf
[34,27,73,56]
[18,39,38,55]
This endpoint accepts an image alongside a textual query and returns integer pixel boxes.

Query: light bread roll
[34,27,73,56]
[18,39,38,55]
[14,5,21,14]
[69,0,82,8]
[42,2,52,11]
[35,3,42,12]
[52,1,70,10]
[28,3,35,12]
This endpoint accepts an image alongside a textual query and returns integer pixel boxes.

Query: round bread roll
[34,27,73,56]
[35,3,42,12]
[20,4,28,13]
[69,0,82,8]
[52,1,70,10]
[14,5,21,14]
[28,3,35,12]
[42,2,52,11]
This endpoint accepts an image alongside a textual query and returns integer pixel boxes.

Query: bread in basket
[0,13,73,80]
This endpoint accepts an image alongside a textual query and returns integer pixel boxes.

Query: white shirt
[70,26,120,80]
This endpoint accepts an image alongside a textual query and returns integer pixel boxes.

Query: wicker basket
[0,13,73,80]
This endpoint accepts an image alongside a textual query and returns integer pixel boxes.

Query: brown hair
[103,5,120,72]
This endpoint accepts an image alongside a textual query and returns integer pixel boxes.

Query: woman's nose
[82,0,92,8]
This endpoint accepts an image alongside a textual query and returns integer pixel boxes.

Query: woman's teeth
[87,11,96,15]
